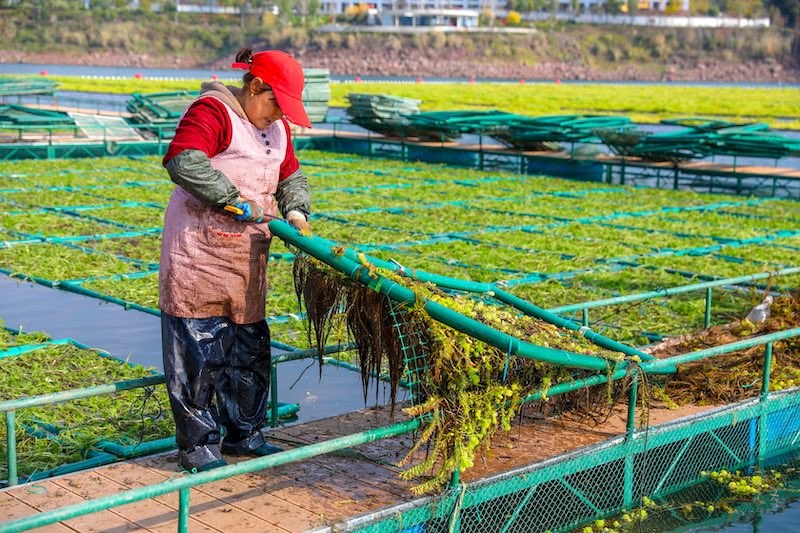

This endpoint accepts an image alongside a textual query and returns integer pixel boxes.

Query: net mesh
[344,390,800,532]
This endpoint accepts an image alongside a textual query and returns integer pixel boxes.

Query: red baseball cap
[232,50,312,129]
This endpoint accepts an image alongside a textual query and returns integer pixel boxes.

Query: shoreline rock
[1,49,797,84]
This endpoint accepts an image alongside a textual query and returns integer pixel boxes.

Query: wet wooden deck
[0,402,717,533]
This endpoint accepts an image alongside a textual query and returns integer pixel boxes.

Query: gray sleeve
[164,149,240,208]
[275,168,311,218]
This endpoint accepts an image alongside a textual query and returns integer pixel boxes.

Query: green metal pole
[178,488,190,533]
[0,374,163,413]
[550,268,800,315]
[643,328,800,372]
[757,342,774,465]
[450,467,460,489]
[6,410,17,486]
[270,361,279,427]
[269,220,609,371]
[582,308,589,327]
[623,374,638,508]
[269,222,654,369]
[761,342,773,398]
[704,287,712,329]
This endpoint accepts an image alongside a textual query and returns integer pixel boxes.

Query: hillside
[0,8,798,82]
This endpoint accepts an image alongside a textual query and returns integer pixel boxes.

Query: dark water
[650,453,800,533]
[1,63,798,87]
[0,274,390,423]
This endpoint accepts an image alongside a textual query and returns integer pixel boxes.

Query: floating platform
[0,401,726,532]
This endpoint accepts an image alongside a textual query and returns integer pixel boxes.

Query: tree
[605,0,624,14]
[765,0,799,25]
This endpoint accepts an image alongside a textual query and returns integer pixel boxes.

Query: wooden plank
[50,472,214,533]
[5,479,140,533]
[0,492,75,533]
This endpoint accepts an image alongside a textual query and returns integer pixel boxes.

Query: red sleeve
[279,118,300,181]
[162,98,232,166]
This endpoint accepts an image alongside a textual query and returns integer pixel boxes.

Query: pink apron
[159,95,287,324]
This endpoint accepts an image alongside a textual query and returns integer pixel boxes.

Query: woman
[159,48,312,472]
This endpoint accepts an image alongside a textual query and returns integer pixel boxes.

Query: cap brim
[273,88,312,129]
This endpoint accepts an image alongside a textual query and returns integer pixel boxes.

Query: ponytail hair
[235,46,272,94]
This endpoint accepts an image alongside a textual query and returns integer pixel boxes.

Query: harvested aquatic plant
[647,292,800,406]
[293,252,627,494]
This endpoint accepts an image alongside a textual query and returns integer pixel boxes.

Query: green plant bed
[575,266,701,293]
[87,205,165,229]
[0,244,140,281]
[664,211,797,234]
[721,200,800,221]
[553,222,717,251]
[268,320,310,349]
[311,218,421,246]
[720,243,800,267]
[0,212,119,238]
[0,344,172,480]
[507,279,615,309]
[78,273,159,310]
[641,254,791,280]
[366,248,519,283]
[91,184,172,205]
[478,230,639,262]
[84,234,162,264]
[406,240,597,275]
[267,258,302,318]
[0,323,49,350]
[614,215,770,241]
[1,190,107,209]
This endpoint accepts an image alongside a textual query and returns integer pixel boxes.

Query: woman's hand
[228,197,264,222]
[286,212,311,236]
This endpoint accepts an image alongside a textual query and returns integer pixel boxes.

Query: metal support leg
[270,361,279,427]
[449,467,460,489]
[623,375,638,508]
[704,287,712,329]
[6,410,17,486]
[178,488,190,533]
[757,342,773,465]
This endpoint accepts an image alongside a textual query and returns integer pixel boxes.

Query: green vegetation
[1,152,798,351]
[0,342,171,480]
[329,83,800,129]
[23,75,800,129]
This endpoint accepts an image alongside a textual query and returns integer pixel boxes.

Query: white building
[317,0,691,14]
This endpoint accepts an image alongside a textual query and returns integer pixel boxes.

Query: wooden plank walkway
[0,402,718,533]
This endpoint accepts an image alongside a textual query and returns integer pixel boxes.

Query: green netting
[341,389,800,532]
[0,105,74,127]
[493,114,632,152]
[0,78,58,97]
[127,69,330,131]
[598,118,800,162]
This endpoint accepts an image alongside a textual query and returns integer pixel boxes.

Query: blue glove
[230,197,264,223]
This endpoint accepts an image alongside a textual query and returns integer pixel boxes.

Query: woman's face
[244,86,284,130]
